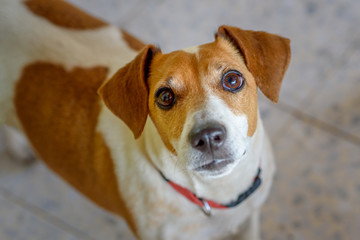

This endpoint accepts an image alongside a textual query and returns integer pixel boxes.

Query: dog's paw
[2,125,37,164]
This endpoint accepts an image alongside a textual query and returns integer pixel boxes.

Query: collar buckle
[199,199,211,216]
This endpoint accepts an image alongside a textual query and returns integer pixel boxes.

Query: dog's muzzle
[189,122,234,174]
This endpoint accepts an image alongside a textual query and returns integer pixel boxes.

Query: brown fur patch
[218,25,291,103]
[198,38,258,137]
[24,0,107,30]
[148,51,207,152]
[148,37,258,144]
[121,30,146,52]
[14,62,138,236]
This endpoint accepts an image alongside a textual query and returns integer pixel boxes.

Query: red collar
[159,167,262,216]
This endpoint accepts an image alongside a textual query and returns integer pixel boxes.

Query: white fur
[2,125,36,163]
[97,100,275,239]
[177,95,249,174]
[182,45,200,55]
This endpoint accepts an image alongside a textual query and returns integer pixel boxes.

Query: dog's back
[0,0,143,125]
[0,0,145,233]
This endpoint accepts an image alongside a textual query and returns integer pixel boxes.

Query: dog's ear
[98,45,161,138]
[217,25,291,103]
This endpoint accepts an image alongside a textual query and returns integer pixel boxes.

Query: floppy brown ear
[218,25,291,103]
[98,45,160,138]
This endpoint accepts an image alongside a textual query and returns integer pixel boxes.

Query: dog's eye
[156,87,176,110]
[222,70,245,92]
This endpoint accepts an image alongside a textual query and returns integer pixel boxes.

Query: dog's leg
[235,209,261,240]
[247,210,261,240]
[2,125,36,164]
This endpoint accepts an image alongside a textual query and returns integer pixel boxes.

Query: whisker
[212,157,232,162]
[173,158,180,175]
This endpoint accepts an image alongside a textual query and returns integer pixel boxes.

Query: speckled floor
[0,0,359,239]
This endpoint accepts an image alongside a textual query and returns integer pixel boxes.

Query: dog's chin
[192,158,241,179]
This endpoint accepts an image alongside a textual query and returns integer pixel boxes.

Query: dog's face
[147,38,258,177]
[99,26,291,178]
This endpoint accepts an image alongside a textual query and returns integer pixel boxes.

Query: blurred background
[0,0,359,239]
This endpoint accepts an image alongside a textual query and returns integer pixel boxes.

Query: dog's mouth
[192,150,246,177]
[193,158,237,177]
[194,159,234,172]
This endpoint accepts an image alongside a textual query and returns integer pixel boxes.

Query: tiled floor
[1,0,360,239]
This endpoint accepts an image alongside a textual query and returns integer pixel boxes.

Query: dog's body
[0,1,290,239]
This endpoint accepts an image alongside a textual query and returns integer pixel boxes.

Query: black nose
[189,123,226,153]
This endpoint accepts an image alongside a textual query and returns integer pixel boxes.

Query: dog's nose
[189,123,226,153]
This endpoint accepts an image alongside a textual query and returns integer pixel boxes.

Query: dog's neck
[142,109,265,204]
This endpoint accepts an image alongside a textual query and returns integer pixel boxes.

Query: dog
[0,0,291,239]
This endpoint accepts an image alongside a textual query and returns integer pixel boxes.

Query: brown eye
[156,87,176,110]
[222,70,245,92]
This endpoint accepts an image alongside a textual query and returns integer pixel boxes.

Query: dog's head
[98,26,290,178]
